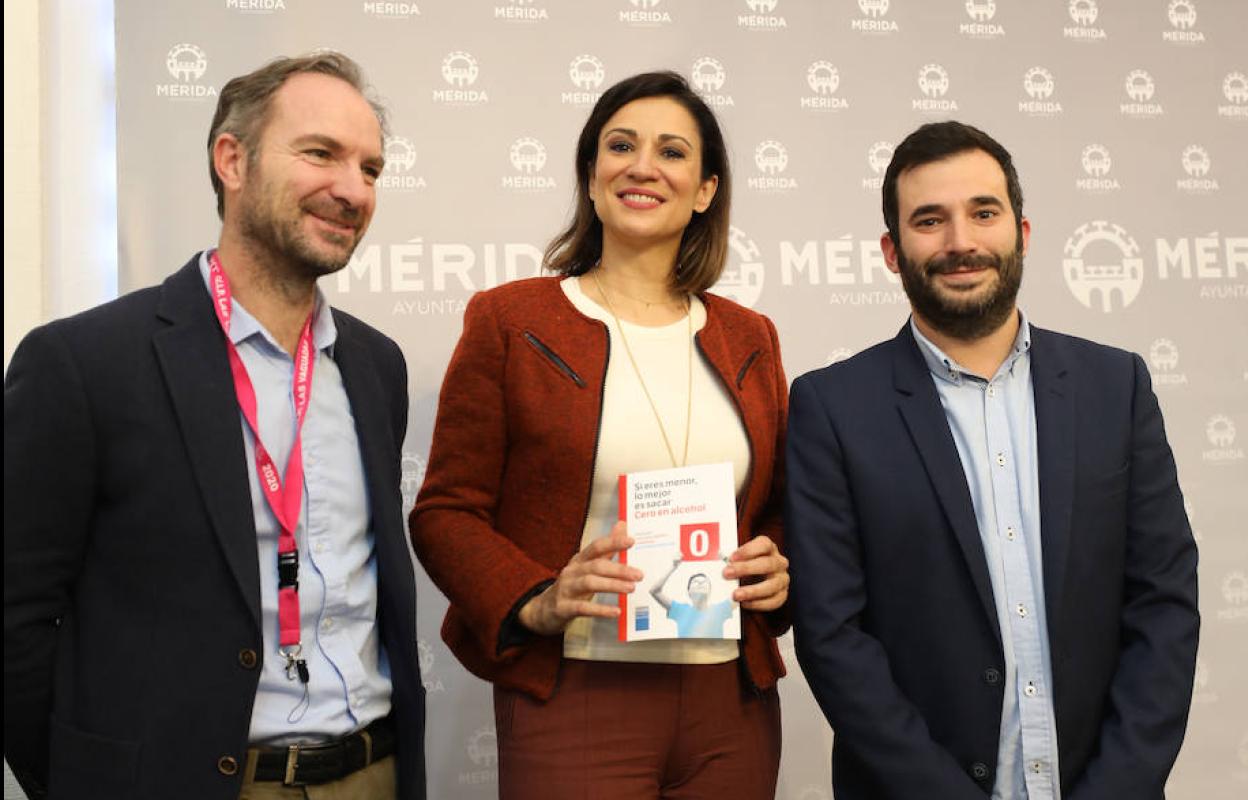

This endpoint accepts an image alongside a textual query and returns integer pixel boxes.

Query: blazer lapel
[332,319,399,547]
[152,257,262,629]
[892,327,1001,644]
[1030,328,1075,622]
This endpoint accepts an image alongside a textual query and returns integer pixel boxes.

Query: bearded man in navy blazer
[787,121,1198,800]
[4,53,424,799]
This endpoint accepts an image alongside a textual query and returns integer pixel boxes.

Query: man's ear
[880,232,901,275]
[213,133,248,196]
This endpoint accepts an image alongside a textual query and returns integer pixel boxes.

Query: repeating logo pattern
[713,227,766,309]
[1163,0,1204,43]
[1220,72,1248,118]
[1204,414,1245,465]
[862,141,894,190]
[434,52,488,105]
[1064,0,1106,40]
[800,61,849,111]
[380,137,427,192]
[914,64,958,112]
[362,1,421,19]
[1121,69,1164,116]
[1178,145,1218,194]
[738,0,786,31]
[1020,66,1062,115]
[1063,221,1144,312]
[620,0,672,26]
[563,54,606,107]
[961,0,1004,38]
[503,138,555,192]
[226,0,287,15]
[691,57,734,106]
[1076,143,1119,194]
[157,43,217,99]
[853,0,898,33]
[494,0,548,21]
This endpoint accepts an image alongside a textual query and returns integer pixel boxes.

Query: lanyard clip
[281,645,309,684]
[277,550,299,591]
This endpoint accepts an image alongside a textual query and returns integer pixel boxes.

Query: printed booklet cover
[617,462,740,642]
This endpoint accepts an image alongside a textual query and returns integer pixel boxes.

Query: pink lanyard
[209,251,315,683]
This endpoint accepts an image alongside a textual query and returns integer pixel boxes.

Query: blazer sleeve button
[217,755,239,775]
[983,667,1002,685]
[238,648,258,669]
[970,762,990,781]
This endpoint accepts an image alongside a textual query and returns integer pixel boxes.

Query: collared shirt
[198,252,390,743]
[911,313,1061,800]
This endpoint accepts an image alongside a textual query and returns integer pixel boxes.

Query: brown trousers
[494,659,781,800]
[236,754,396,800]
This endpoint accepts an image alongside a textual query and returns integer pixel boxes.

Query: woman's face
[588,95,718,253]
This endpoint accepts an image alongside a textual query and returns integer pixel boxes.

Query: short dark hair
[882,121,1024,244]
[543,71,732,295]
[207,51,387,219]
[687,573,709,592]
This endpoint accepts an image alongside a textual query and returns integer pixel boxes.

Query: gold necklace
[591,270,693,469]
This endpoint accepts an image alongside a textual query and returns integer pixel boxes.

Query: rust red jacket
[410,276,789,700]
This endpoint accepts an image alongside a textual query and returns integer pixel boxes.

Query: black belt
[251,714,396,786]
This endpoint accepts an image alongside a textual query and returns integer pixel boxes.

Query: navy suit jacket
[786,324,1198,800]
[4,257,425,799]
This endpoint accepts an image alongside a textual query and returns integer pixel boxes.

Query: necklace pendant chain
[591,271,694,469]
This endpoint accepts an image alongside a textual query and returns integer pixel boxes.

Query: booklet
[617,462,740,642]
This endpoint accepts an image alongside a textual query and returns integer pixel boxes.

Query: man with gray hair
[5,53,425,799]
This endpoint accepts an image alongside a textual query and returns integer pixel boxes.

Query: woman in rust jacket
[410,72,790,800]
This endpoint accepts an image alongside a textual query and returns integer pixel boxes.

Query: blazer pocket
[523,331,586,387]
[1076,462,1131,504]
[47,716,141,797]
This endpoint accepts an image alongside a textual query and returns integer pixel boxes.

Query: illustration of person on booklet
[650,554,735,638]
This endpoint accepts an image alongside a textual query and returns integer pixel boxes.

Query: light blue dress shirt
[199,252,391,744]
[911,313,1061,800]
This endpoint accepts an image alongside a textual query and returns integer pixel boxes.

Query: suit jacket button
[983,667,1002,685]
[238,649,258,669]
[970,762,990,781]
[218,756,239,776]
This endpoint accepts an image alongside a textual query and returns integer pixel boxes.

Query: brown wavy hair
[543,71,731,295]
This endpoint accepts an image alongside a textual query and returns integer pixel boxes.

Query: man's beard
[896,240,1024,341]
[238,171,363,282]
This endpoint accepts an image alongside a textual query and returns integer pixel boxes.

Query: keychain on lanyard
[209,251,315,688]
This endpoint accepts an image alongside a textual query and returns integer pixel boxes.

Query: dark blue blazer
[4,257,425,799]
[786,323,1198,800]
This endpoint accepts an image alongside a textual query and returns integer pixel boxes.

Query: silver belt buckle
[284,744,300,786]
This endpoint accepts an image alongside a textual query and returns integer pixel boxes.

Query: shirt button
[238,648,258,670]
[1016,603,1028,618]
[970,762,990,781]
[1025,682,1038,697]
[983,667,1002,685]
[217,756,239,776]
[996,453,1006,467]
[987,386,996,397]
[1031,761,1043,774]
[1006,527,1017,541]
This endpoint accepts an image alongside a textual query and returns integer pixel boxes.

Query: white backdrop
[113,2,1247,798]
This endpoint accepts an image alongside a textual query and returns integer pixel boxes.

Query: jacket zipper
[695,333,764,693]
[575,321,611,555]
[524,331,586,388]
